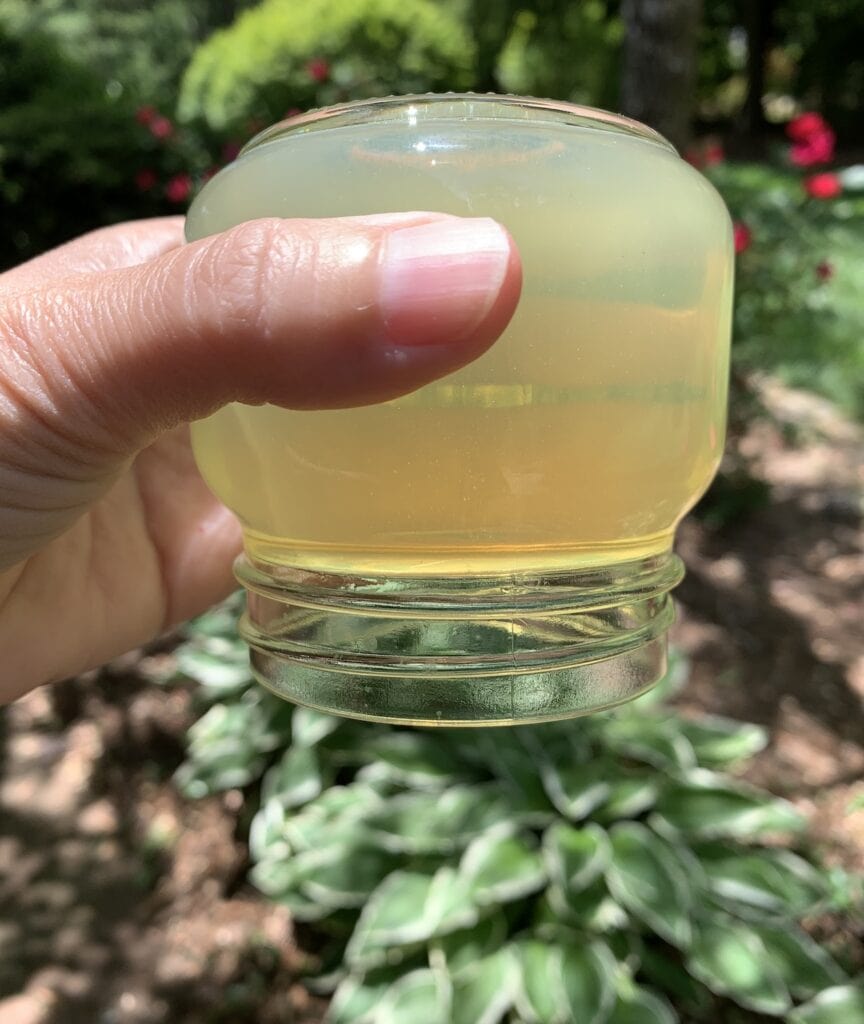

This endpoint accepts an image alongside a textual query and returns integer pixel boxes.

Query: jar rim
[241,93,677,157]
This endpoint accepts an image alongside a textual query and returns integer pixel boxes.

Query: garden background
[0,2,862,1023]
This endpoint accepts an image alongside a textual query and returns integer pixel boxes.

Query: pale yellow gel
[186,117,733,576]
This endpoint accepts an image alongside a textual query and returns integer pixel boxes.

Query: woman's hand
[0,214,521,700]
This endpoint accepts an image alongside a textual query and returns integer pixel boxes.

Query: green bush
[174,602,863,1023]
[178,0,475,131]
[713,160,864,419]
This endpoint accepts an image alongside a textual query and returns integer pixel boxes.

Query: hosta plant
[174,601,863,1023]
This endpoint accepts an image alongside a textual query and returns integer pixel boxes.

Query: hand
[0,214,521,700]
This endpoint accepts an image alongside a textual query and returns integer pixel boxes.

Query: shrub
[174,601,863,1023]
[178,0,475,131]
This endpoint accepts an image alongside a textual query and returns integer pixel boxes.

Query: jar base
[235,552,684,726]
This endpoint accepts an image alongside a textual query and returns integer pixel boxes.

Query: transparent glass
[186,94,733,726]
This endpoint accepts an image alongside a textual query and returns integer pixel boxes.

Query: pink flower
[790,127,835,167]
[786,112,828,143]
[135,105,156,126]
[703,142,725,166]
[306,57,330,83]
[221,140,242,163]
[733,222,752,254]
[165,173,192,204]
[804,173,842,199]
[815,260,834,282]
[149,115,174,140]
[134,168,157,192]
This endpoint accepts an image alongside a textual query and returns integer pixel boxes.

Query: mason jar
[186,94,733,726]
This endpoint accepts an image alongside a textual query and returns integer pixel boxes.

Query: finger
[0,218,185,298]
[0,213,522,470]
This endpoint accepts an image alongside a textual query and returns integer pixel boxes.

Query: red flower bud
[703,142,725,166]
[149,115,174,141]
[733,222,752,254]
[134,168,157,192]
[165,173,192,204]
[815,260,834,282]
[135,105,156,126]
[804,173,842,200]
[306,57,330,83]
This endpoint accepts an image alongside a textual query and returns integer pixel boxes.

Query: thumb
[0,212,521,468]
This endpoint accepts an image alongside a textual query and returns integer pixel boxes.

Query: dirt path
[1,380,862,1023]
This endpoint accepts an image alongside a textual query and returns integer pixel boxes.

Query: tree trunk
[619,0,703,151]
[742,0,775,136]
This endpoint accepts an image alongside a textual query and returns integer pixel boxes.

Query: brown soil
[1,380,862,1024]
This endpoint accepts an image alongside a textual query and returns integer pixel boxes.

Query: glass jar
[186,94,733,726]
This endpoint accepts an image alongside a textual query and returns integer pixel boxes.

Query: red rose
[786,112,828,142]
[703,142,724,166]
[790,127,835,167]
[815,260,834,282]
[165,173,192,204]
[135,105,156,126]
[804,173,842,199]
[134,168,157,192]
[733,222,752,254]
[149,115,174,140]
[306,57,330,83]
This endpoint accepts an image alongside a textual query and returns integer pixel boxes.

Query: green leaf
[284,782,385,852]
[346,868,477,969]
[601,716,696,771]
[653,770,805,839]
[301,842,400,909]
[450,948,518,1024]
[363,785,513,855]
[176,642,251,694]
[175,691,293,796]
[639,946,712,1017]
[608,986,677,1024]
[677,715,768,768]
[595,776,659,822]
[460,828,546,906]
[788,985,864,1024]
[515,940,617,1024]
[753,924,846,1000]
[686,918,791,1015]
[515,939,564,1023]
[328,967,402,1023]
[559,943,618,1023]
[262,744,323,808]
[363,731,469,788]
[474,730,561,825]
[430,912,508,980]
[248,797,290,863]
[698,844,827,917]
[548,878,629,932]
[373,968,450,1024]
[540,760,612,821]
[543,822,610,892]
[606,823,693,948]
[291,706,341,747]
